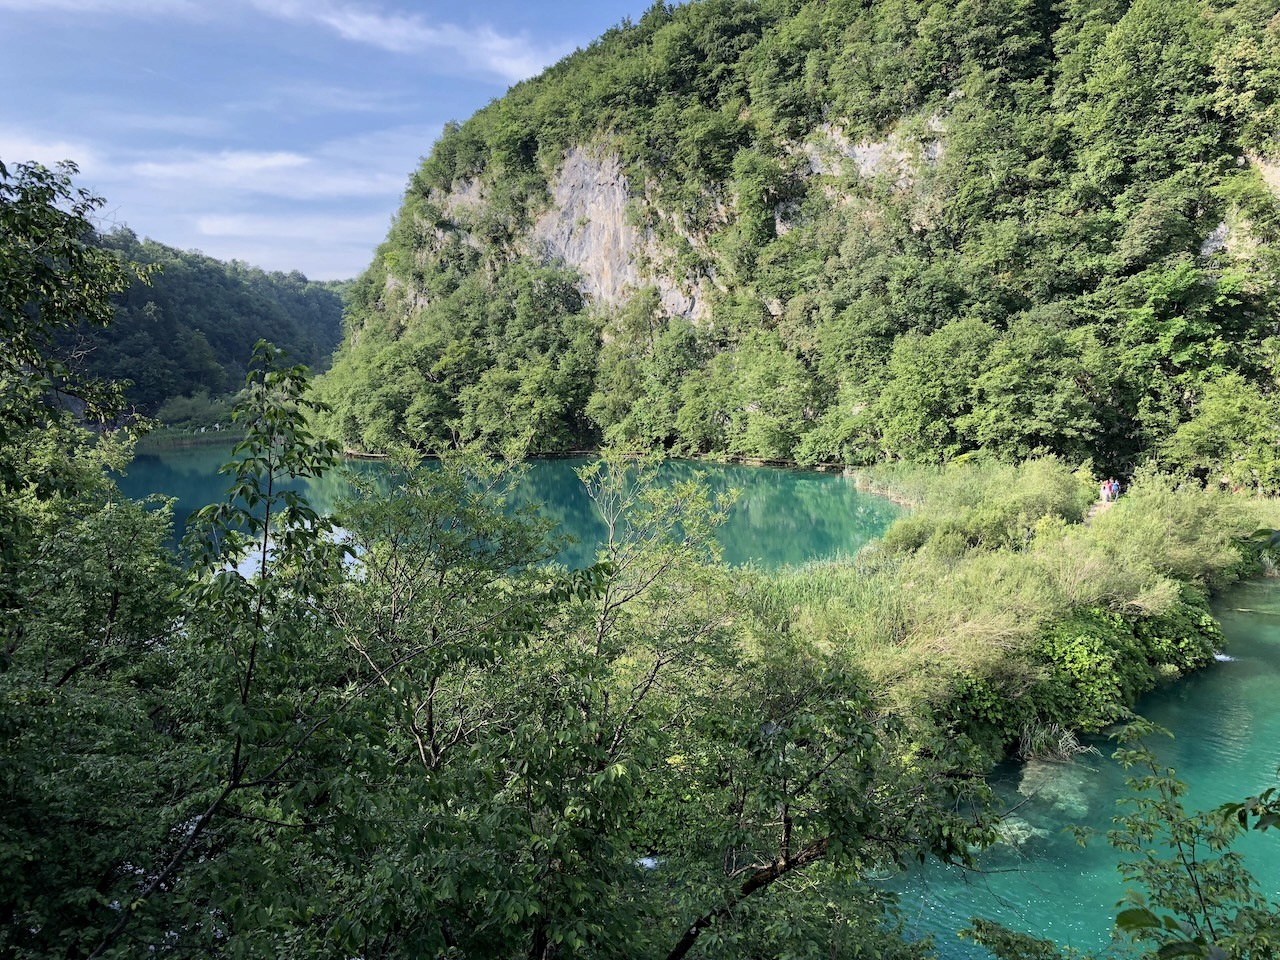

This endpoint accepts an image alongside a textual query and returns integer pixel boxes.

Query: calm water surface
[901,577,1280,956]
[116,446,901,569]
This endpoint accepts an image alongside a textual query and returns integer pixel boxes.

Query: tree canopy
[64,228,345,417]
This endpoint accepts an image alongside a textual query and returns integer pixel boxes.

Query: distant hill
[66,228,346,416]
[318,0,1280,481]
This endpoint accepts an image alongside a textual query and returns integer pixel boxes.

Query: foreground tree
[1,160,150,650]
[305,449,995,958]
[0,161,179,955]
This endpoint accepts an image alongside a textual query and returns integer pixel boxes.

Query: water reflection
[118,449,900,570]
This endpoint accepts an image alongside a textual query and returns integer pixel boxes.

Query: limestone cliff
[524,147,707,321]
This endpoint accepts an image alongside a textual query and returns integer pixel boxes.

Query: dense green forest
[4,158,1280,958]
[61,229,344,419]
[319,0,1280,487]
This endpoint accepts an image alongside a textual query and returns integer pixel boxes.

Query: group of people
[1100,478,1122,502]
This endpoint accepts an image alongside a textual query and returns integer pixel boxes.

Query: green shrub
[1036,610,1151,732]
[753,461,1262,758]
[1132,588,1222,673]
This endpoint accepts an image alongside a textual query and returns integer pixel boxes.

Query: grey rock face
[798,122,944,183]
[1200,221,1230,257]
[526,147,706,320]
[1255,153,1280,199]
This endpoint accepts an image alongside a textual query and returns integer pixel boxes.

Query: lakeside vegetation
[752,460,1280,758]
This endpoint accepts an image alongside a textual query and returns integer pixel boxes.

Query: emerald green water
[117,448,1280,952]
[901,578,1280,956]
[116,446,901,569]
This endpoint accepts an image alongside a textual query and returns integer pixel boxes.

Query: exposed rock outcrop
[1200,221,1230,256]
[443,177,486,219]
[798,122,944,184]
[1254,153,1280,199]
[525,147,708,320]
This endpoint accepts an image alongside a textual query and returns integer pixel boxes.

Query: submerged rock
[1018,760,1093,819]
[996,815,1050,848]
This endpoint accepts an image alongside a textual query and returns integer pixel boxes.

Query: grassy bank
[743,459,1280,764]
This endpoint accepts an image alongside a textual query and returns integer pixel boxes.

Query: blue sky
[0,0,651,279]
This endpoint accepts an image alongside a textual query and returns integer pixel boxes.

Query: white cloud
[240,83,408,117]
[189,237,376,281]
[133,149,308,178]
[0,0,575,83]
[195,211,388,242]
[0,129,99,172]
[0,121,432,276]
[190,212,391,278]
[315,124,438,166]
[128,148,405,200]
[248,0,572,82]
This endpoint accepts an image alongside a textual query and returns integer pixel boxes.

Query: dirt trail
[1084,499,1114,525]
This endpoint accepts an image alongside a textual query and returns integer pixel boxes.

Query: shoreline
[135,431,237,451]
[339,443,856,473]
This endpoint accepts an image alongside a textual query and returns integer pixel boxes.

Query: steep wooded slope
[66,229,345,415]
[319,0,1280,480]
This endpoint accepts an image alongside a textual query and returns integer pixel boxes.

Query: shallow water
[897,577,1280,955]
[116,447,901,570]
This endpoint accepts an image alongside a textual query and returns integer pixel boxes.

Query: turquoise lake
[116,445,902,569]
[117,447,1280,954]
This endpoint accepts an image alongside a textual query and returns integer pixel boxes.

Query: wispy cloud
[128,148,405,200]
[196,211,389,241]
[231,83,409,118]
[5,0,577,85]
[188,211,389,279]
[133,149,308,179]
[105,111,228,137]
[248,0,572,82]
[314,124,438,167]
[0,0,199,14]
[0,129,100,171]
[0,123,440,277]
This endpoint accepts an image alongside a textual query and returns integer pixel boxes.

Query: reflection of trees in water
[504,459,602,567]
[661,462,901,567]
[123,453,900,569]
[306,460,388,517]
[145,445,235,477]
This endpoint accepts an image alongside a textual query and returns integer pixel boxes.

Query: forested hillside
[65,229,345,415]
[7,158,1280,958]
[319,0,1280,483]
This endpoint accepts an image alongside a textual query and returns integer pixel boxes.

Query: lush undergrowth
[745,459,1280,763]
